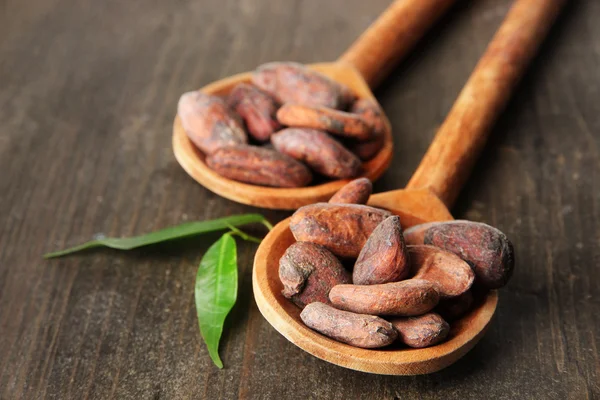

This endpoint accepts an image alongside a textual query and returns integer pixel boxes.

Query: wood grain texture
[0,0,598,399]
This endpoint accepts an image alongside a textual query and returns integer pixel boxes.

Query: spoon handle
[406,0,567,208]
[338,0,456,89]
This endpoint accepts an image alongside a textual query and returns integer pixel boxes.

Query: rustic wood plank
[0,0,598,398]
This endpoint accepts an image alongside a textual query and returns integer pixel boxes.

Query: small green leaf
[195,233,237,368]
[44,214,269,258]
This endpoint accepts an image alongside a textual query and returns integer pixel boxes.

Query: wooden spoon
[173,0,457,209]
[253,0,566,375]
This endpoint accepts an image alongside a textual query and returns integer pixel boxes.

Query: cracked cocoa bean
[276,103,374,141]
[390,313,450,348]
[329,279,439,316]
[271,128,361,179]
[408,245,474,299]
[206,144,312,187]
[300,302,397,348]
[252,62,351,109]
[227,83,281,142]
[279,242,351,309]
[404,220,515,289]
[353,216,410,285]
[329,177,373,205]
[178,91,247,154]
[290,203,392,258]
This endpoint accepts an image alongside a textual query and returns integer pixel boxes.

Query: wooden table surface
[1,0,598,398]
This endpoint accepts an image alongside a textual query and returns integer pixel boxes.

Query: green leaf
[44,214,270,258]
[195,233,237,368]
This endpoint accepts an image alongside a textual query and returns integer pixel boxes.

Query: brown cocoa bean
[271,128,361,179]
[389,313,450,348]
[279,242,351,309]
[206,144,312,187]
[351,98,386,137]
[178,91,247,154]
[252,62,351,109]
[436,291,474,321]
[408,245,474,299]
[339,86,358,110]
[404,220,515,289]
[348,135,385,161]
[276,104,374,141]
[329,177,373,205]
[329,279,439,316]
[353,216,410,285]
[300,302,397,348]
[290,203,392,258]
[346,98,386,160]
[227,83,281,142]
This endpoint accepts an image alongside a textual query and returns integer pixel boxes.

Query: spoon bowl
[253,190,498,375]
[172,63,394,209]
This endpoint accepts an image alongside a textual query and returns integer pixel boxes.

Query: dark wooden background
[1,0,598,398]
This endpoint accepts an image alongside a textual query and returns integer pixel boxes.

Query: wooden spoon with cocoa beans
[173,0,457,209]
[253,0,566,375]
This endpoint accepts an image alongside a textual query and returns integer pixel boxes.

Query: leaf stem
[226,224,262,244]
[261,219,274,231]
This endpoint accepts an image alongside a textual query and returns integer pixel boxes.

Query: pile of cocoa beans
[177,62,385,187]
[279,178,515,349]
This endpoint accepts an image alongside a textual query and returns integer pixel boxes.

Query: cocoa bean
[227,83,281,142]
[350,98,386,137]
[339,86,358,110]
[279,242,351,309]
[329,279,439,316]
[290,203,392,258]
[271,128,361,179]
[353,216,410,285]
[329,177,373,205]
[206,144,312,187]
[346,98,386,160]
[404,220,515,289]
[389,313,450,348]
[348,135,385,161]
[276,104,374,141]
[436,291,474,321]
[178,91,247,154]
[408,245,474,298]
[252,62,350,109]
[300,302,397,348]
